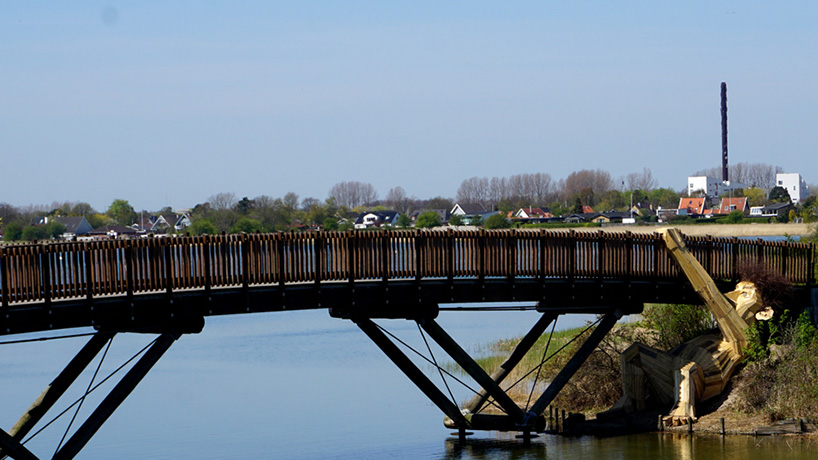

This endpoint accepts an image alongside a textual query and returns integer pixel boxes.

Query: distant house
[87,225,138,239]
[36,216,94,240]
[514,207,553,219]
[149,213,192,233]
[451,203,487,216]
[354,211,400,229]
[677,197,707,217]
[715,197,749,216]
[760,202,795,218]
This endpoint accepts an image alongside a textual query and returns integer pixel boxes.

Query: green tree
[230,217,263,234]
[483,213,510,229]
[22,225,50,241]
[415,211,441,228]
[743,187,767,207]
[322,217,339,231]
[3,222,23,241]
[396,214,412,228]
[449,214,464,227]
[769,186,792,204]
[106,199,137,226]
[188,219,218,235]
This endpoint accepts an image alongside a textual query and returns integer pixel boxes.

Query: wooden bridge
[0,229,814,459]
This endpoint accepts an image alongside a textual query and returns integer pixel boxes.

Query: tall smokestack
[721,82,728,183]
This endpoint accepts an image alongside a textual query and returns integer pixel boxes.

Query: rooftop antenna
[721,82,728,183]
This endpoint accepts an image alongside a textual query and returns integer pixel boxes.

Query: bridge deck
[1,229,813,335]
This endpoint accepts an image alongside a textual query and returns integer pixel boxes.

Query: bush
[483,214,511,229]
[415,211,441,228]
[638,304,716,351]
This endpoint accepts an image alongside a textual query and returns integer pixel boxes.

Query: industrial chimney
[721,82,728,183]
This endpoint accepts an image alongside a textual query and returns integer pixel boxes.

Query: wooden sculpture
[607,228,773,426]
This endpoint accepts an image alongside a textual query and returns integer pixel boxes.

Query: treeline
[2,164,816,241]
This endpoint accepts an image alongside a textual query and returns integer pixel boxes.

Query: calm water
[1,308,814,459]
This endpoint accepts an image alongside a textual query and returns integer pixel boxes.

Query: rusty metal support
[0,333,115,460]
[52,332,179,460]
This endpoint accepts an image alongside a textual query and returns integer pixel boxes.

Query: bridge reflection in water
[0,229,813,459]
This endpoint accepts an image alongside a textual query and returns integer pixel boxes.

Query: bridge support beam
[0,332,115,460]
[463,312,557,414]
[528,310,622,417]
[52,332,180,460]
[353,317,468,428]
[418,318,526,422]
[0,429,38,460]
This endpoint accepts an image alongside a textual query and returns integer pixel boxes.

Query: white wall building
[687,176,720,197]
[775,173,810,204]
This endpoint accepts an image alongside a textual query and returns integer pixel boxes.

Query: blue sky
[2,2,816,212]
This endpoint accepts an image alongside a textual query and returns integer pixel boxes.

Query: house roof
[762,202,794,212]
[716,197,748,215]
[452,203,487,215]
[354,210,399,225]
[678,197,706,215]
[53,217,90,234]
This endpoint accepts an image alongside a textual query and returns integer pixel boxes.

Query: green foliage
[448,214,463,226]
[395,214,412,228]
[483,213,510,229]
[768,186,791,204]
[639,304,717,351]
[106,199,137,226]
[415,211,441,228]
[743,309,797,362]
[3,222,23,241]
[230,217,263,234]
[725,210,745,223]
[735,309,818,419]
[187,219,218,235]
[322,217,339,231]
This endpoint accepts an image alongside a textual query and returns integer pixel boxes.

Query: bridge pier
[350,303,626,439]
[0,333,115,459]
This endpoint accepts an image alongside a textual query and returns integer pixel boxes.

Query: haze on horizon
[1,2,816,212]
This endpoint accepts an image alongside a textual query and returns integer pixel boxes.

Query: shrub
[415,211,441,228]
[483,213,511,229]
[638,304,716,351]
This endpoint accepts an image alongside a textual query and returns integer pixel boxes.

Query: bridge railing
[0,229,813,306]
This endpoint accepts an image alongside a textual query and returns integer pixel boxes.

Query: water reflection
[437,432,816,460]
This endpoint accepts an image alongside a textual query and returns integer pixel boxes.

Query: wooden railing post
[240,233,250,291]
[347,230,356,288]
[596,229,604,283]
[781,244,791,279]
[446,228,454,288]
[381,228,390,285]
[731,236,739,284]
[0,246,8,309]
[163,237,173,298]
[203,235,212,296]
[706,235,714,277]
[84,242,94,301]
[125,239,135,302]
[625,231,633,282]
[40,244,52,308]
[508,229,517,296]
[314,231,324,288]
[568,230,576,284]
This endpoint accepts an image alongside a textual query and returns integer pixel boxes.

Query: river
[1,308,814,459]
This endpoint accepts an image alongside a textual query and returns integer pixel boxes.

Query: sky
[2,1,817,212]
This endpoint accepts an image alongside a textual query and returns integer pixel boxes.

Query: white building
[687,176,720,198]
[775,173,810,204]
